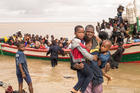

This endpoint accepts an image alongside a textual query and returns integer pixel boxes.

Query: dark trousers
[110,60,119,69]
[74,62,94,93]
[51,58,58,67]
[90,61,103,87]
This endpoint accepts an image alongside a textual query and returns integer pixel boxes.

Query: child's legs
[19,83,23,93]
[16,74,23,93]
[73,70,85,91]
[24,74,33,93]
[28,82,33,93]
[80,63,94,93]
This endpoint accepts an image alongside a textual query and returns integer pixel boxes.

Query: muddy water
[0,55,140,93]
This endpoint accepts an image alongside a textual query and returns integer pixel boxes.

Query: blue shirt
[15,51,29,75]
[90,51,111,68]
[99,51,110,69]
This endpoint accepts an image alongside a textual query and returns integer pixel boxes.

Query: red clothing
[40,45,46,49]
[71,43,89,62]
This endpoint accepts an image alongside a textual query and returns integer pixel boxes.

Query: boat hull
[0,43,140,63]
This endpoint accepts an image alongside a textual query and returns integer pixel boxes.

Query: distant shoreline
[0,21,97,23]
[0,22,97,40]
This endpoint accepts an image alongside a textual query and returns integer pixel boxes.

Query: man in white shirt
[104,23,113,39]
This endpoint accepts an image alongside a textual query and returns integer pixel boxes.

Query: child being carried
[90,40,112,84]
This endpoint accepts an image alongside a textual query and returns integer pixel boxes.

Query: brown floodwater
[0,55,140,93]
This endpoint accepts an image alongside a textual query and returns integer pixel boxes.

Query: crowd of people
[96,5,140,45]
[2,31,71,49]
[0,5,139,93]
[0,24,126,93]
[1,21,140,50]
[2,20,140,50]
[69,5,130,93]
[0,5,140,50]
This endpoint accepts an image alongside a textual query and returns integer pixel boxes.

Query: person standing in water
[84,25,104,93]
[70,25,97,93]
[15,43,33,93]
[46,40,65,67]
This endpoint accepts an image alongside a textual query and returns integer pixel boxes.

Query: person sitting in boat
[0,38,4,43]
[104,23,113,39]
[46,40,65,67]
[0,36,9,43]
[35,41,40,49]
[29,40,35,48]
[70,25,98,93]
[62,38,68,48]
[110,27,123,45]
[40,43,46,49]
[39,39,46,49]
[58,42,63,48]
[4,36,12,45]
[90,40,112,84]
[45,41,51,49]
[51,35,54,42]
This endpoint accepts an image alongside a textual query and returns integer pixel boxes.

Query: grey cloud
[0,0,85,14]
[0,0,140,22]
[0,0,49,14]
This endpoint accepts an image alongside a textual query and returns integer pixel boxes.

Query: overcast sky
[0,0,140,22]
